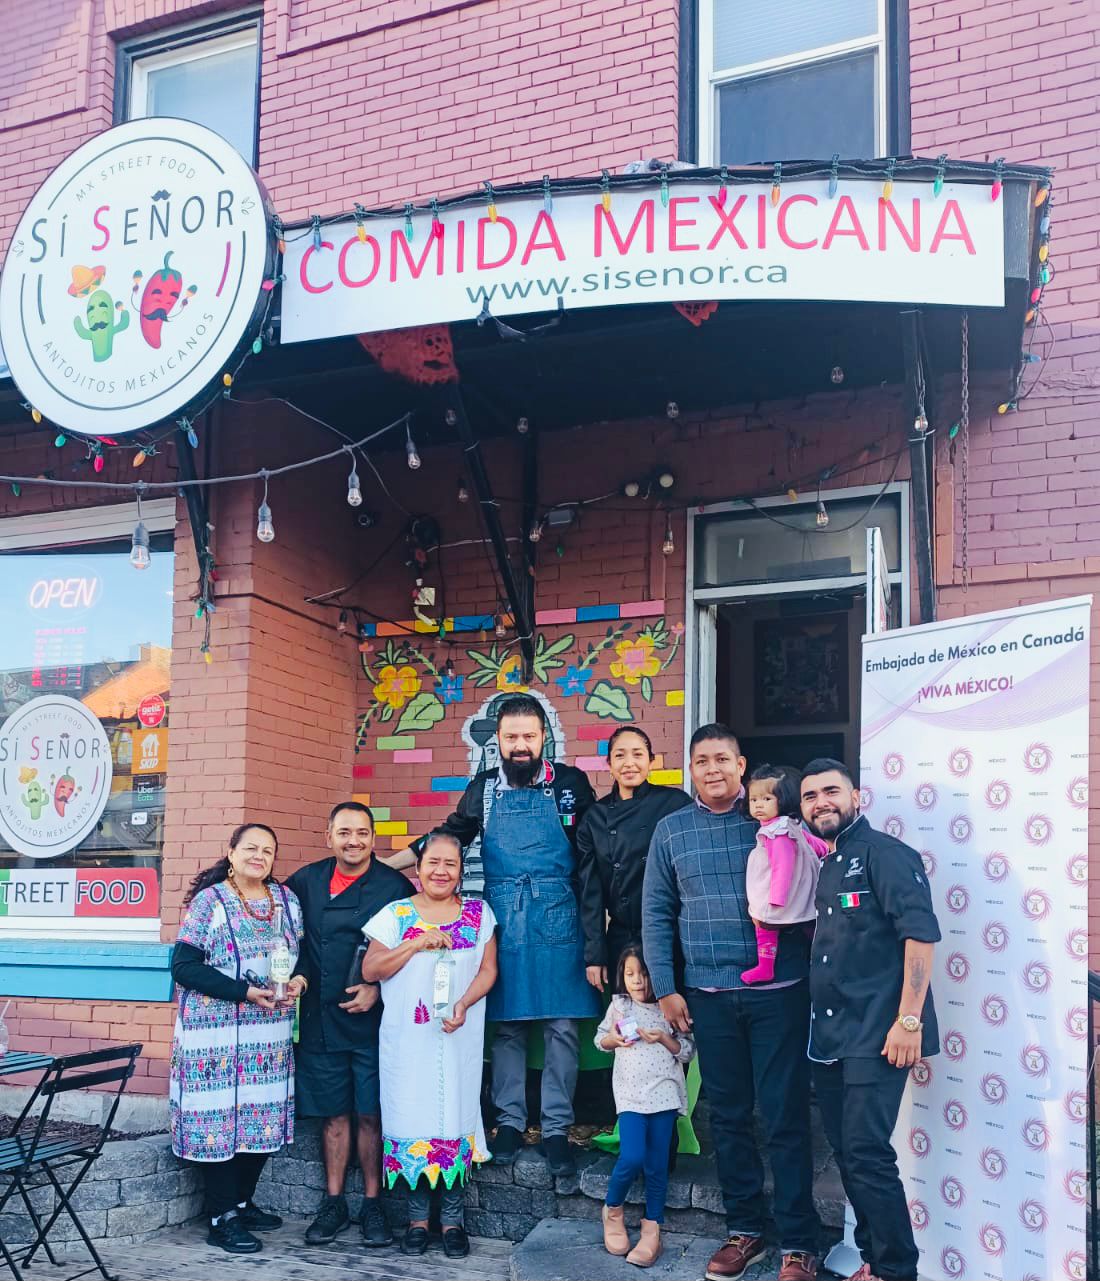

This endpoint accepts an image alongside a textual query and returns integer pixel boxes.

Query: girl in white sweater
[595,945,695,1267]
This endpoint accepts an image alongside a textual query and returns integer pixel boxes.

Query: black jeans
[686,983,818,1253]
[813,1057,916,1281]
[200,1152,270,1219]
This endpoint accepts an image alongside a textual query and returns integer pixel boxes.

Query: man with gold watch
[800,760,940,1281]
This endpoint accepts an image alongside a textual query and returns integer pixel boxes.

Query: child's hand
[638,1027,679,1053]
[600,1033,630,1050]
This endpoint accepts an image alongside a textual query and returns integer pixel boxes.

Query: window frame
[0,501,176,943]
[113,8,263,169]
[692,0,909,165]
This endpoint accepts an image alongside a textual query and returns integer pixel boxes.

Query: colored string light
[882,158,896,201]
[355,203,368,244]
[311,214,323,251]
[718,164,730,207]
[542,175,553,214]
[991,157,1004,202]
[485,180,497,223]
[600,170,611,213]
[430,197,442,239]
[31,408,42,425]
[933,154,947,198]
[1034,183,1050,207]
[771,162,782,207]
[660,165,670,209]
[404,203,414,243]
[54,433,67,448]
[828,154,839,200]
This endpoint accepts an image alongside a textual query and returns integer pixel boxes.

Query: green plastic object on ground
[590,1058,702,1156]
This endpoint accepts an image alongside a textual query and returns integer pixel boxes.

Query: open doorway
[716,589,865,775]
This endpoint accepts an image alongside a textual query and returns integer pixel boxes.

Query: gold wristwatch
[897,1013,922,1033]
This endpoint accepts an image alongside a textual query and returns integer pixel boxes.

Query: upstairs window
[117,15,260,165]
[700,0,887,165]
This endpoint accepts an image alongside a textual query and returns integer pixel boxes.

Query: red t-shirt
[329,864,366,898]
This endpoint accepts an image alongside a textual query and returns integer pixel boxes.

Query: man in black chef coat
[801,759,940,1281]
[285,801,409,1248]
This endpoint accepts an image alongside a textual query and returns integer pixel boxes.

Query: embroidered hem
[382,1133,489,1190]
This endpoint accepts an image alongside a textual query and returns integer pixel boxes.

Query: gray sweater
[641,801,811,999]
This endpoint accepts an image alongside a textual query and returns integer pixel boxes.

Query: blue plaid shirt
[642,799,811,999]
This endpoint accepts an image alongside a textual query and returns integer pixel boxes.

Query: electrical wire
[743,446,905,534]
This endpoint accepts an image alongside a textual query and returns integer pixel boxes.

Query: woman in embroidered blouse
[169,823,304,1256]
[362,829,498,1260]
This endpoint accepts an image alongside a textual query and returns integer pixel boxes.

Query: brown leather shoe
[705,1234,767,1280]
[778,1252,818,1281]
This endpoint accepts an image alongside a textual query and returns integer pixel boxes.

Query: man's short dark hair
[800,758,855,788]
[496,694,546,728]
[328,800,375,827]
[689,722,741,755]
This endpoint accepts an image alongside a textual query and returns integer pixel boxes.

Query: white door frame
[682,482,910,771]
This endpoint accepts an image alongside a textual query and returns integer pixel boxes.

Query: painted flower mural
[373,664,421,710]
[610,635,661,685]
[495,654,529,692]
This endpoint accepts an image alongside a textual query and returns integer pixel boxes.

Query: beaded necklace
[229,876,275,920]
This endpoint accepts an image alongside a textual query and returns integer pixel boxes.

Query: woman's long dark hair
[183,822,280,905]
[612,943,654,1002]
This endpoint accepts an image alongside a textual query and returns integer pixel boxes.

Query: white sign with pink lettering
[850,595,1091,1281]
[279,179,1006,341]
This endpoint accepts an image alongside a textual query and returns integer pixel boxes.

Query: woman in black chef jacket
[577,727,692,991]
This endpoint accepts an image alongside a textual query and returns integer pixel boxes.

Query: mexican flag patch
[838,892,862,908]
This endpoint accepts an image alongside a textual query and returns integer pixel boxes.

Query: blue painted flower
[436,673,464,704]
[556,665,592,697]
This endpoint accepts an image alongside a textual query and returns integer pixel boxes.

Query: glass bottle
[432,947,455,1021]
[269,905,291,1002]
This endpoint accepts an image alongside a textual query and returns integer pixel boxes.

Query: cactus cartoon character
[21,779,48,820]
[135,252,196,349]
[53,773,76,817]
[73,288,130,362]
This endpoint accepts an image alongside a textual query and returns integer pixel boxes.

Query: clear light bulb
[406,429,421,470]
[130,521,151,570]
[666,401,679,420]
[516,417,529,435]
[494,614,506,639]
[529,520,543,543]
[830,366,845,384]
[457,479,470,503]
[623,481,640,498]
[816,501,830,529]
[337,610,349,634]
[347,467,363,507]
[658,471,675,489]
[662,519,675,556]
[257,501,275,543]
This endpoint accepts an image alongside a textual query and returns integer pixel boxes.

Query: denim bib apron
[481,783,600,1022]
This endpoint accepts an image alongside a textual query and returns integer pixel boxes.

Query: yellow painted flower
[495,654,529,692]
[373,664,421,710]
[609,635,660,684]
[408,1139,432,1158]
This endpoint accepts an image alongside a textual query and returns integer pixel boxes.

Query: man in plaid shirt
[642,724,819,1281]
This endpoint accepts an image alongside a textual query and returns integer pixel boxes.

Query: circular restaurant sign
[0,118,274,435]
[0,696,114,860]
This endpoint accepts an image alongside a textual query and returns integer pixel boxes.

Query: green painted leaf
[584,680,633,722]
[396,692,445,733]
[641,676,653,702]
[468,668,498,688]
[466,649,501,673]
[379,702,395,722]
[540,633,575,659]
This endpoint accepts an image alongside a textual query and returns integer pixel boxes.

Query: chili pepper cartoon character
[53,772,76,817]
[69,266,129,363]
[133,252,196,349]
[21,779,48,820]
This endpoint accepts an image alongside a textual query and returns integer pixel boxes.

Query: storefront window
[695,495,901,589]
[0,536,173,928]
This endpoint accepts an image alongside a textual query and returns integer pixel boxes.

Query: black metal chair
[0,1044,143,1281]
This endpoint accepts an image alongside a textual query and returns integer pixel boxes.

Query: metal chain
[960,312,970,594]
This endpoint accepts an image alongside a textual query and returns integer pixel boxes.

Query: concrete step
[511,1218,765,1281]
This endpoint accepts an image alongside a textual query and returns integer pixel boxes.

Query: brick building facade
[0,0,1095,1104]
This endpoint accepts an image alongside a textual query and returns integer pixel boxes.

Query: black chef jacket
[576,781,692,968]
[284,856,410,1054]
[809,814,941,1062]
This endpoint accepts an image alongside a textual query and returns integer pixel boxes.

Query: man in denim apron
[428,694,599,1175]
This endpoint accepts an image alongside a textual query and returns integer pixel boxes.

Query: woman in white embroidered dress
[362,829,498,1260]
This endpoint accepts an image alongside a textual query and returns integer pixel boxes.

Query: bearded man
[427,694,598,1175]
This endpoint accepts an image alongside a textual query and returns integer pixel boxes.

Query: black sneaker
[493,1124,523,1166]
[360,1197,394,1247]
[401,1225,430,1256]
[237,1200,283,1231]
[207,1212,262,1254]
[304,1194,350,1244]
[442,1226,470,1258]
[542,1134,575,1177]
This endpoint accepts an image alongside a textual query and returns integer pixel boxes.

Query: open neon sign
[27,577,101,609]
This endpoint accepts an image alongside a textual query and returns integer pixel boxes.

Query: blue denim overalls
[481,781,601,1022]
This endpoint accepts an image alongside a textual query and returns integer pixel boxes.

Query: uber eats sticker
[0,695,113,859]
[0,118,274,435]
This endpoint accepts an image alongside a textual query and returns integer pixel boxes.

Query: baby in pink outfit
[742,764,830,985]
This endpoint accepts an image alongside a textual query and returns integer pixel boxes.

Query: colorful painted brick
[377,736,416,751]
[393,748,433,763]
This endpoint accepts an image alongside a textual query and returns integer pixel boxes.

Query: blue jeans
[605,1109,678,1222]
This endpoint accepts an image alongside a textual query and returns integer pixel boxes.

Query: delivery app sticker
[131,250,197,349]
[69,265,129,362]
